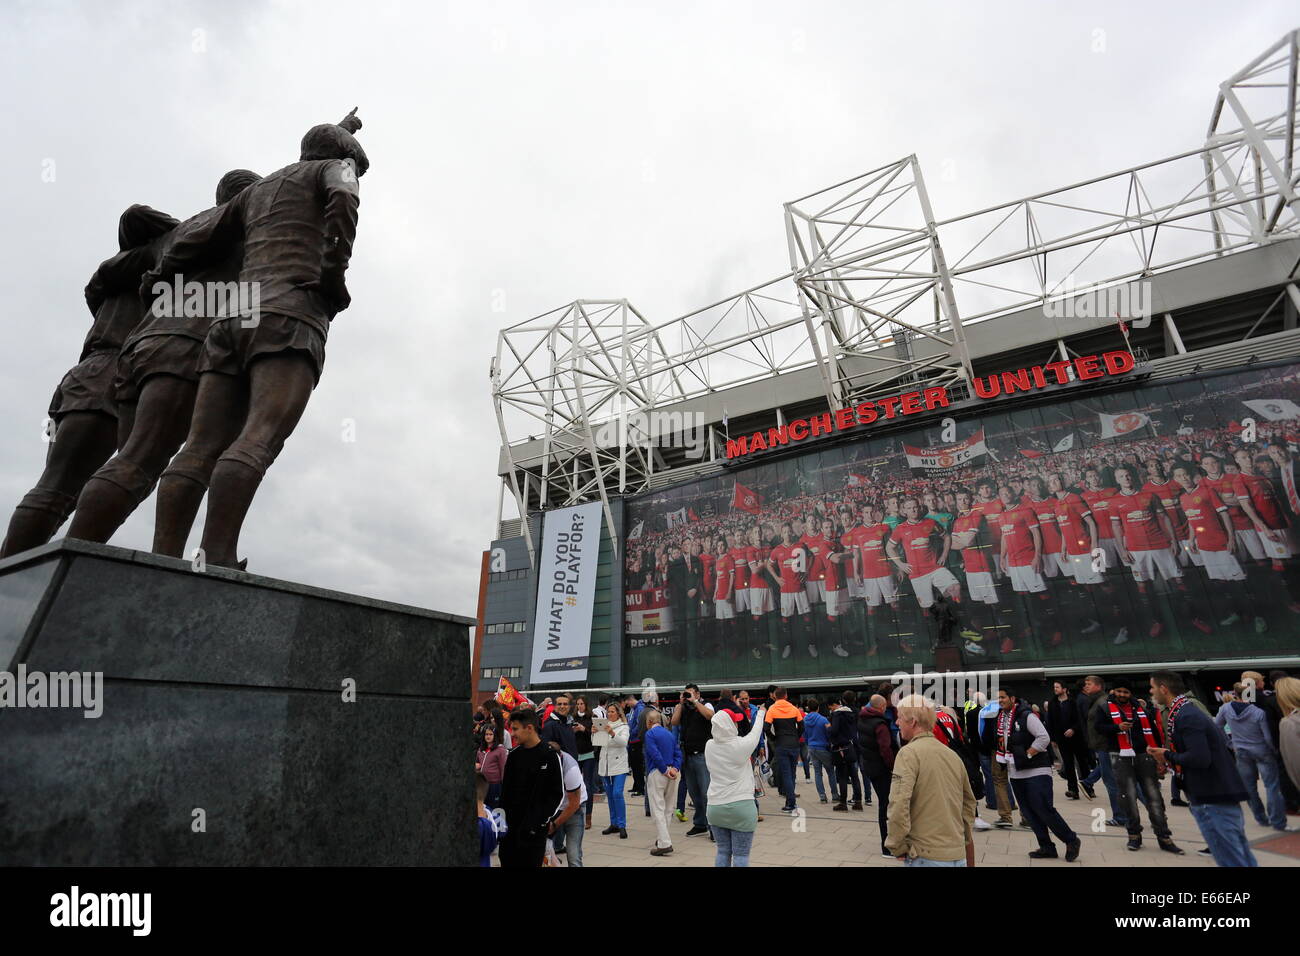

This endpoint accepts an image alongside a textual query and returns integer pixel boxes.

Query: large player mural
[623,360,1300,685]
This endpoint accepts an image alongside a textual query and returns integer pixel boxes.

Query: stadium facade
[473,30,1300,704]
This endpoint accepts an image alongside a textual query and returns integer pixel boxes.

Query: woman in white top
[597,701,631,838]
[705,705,767,866]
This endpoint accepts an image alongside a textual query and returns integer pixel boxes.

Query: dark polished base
[0,539,476,865]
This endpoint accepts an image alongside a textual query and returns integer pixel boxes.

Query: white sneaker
[807,643,819,658]
[973,816,992,831]
[1081,619,1101,635]
[833,644,849,657]
[1113,627,1129,646]
[964,639,986,656]
[781,644,792,659]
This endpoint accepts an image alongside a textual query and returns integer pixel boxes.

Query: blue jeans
[602,773,627,828]
[979,754,1013,812]
[1189,802,1258,867]
[809,747,837,800]
[905,857,967,867]
[711,825,755,866]
[1236,748,1287,829]
[553,810,584,866]
[579,757,599,820]
[1084,749,1126,824]
[774,746,799,809]
[682,753,710,828]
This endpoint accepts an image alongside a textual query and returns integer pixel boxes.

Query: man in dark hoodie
[1093,682,1183,854]
[829,690,863,812]
[1148,671,1256,866]
[2,204,178,557]
[1047,679,1092,800]
[857,693,896,854]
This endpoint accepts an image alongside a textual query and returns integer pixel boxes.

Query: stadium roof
[492,30,1300,563]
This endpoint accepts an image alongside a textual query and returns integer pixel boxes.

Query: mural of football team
[623,361,1300,684]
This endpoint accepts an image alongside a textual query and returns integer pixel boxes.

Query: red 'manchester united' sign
[724,350,1135,460]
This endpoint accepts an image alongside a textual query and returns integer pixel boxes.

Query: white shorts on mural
[805,580,824,604]
[860,574,898,607]
[780,590,811,617]
[1127,547,1182,584]
[1066,551,1103,585]
[1235,528,1266,562]
[1259,528,1293,561]
[824,588,844,617]
[715,597,735,620]
[1179,538,1204,567]
[748,585,771,616]
[1006,563,1046,594]
[1096,537,1122,571]
[1199,548,1246,582]
[965,570,999,604]
[733,586,749,614]
[910,567,959,608]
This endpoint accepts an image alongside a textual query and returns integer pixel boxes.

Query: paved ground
[562,771,1300,868]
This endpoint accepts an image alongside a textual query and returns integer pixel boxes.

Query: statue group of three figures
[0,109,369,570]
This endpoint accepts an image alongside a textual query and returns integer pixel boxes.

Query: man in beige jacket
[885,694,977,866]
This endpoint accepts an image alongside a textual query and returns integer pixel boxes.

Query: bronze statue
[66,171,263,548]
[1,205,178,558]
[144,110,365,567]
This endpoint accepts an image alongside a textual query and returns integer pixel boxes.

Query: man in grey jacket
[1216,684,1290,831]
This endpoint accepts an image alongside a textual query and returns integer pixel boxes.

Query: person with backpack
[857,693,896,854]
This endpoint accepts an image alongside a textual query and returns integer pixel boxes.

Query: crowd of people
[472,667,1300,867]
[624,413,1300,672]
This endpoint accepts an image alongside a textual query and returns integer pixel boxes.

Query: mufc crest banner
[903,429,988,475]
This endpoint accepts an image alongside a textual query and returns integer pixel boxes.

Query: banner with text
[529,501,603,684]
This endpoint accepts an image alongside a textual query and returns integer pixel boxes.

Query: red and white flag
[846,473,872,487]
[1098,410,1150,439]
[732,481,763,515]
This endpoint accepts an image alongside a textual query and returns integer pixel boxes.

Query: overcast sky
[1,1,1296,616]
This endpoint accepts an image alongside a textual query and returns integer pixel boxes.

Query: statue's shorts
[114,334,204,404]
[47,348,119,423]
[197,313,326,386]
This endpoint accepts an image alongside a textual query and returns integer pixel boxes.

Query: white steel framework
[493,30,1300,562]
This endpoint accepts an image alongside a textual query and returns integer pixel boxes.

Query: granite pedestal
[0,539,477,865]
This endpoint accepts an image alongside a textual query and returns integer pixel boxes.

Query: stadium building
[473,31,1300,705]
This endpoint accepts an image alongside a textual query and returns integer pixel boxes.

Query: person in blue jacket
[643,710,684,856]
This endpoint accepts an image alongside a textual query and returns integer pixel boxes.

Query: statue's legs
[199,353,314,568]
[152,371,248,558]
[1,411,118,557]
[67,375,198,544]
